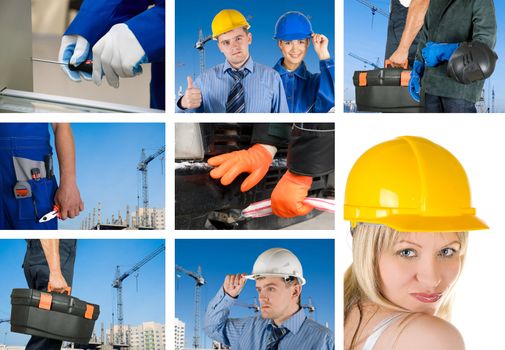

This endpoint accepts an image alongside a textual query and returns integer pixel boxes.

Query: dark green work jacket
[415,0,497,102]
[252,123,334,177]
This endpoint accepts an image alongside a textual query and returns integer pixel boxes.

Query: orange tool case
[10,288,100,343]
[352,65,423,113]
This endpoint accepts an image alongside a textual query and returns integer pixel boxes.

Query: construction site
[79,147,165,230]
[344,0,500,113]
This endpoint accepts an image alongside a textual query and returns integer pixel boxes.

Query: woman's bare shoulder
[394,314,465,350]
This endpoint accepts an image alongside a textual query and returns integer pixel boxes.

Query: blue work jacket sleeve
[314,58,335,113]
[126,0,166,63]
[273,74,289,113]
[65,0,152,46]
[204,288,250,346]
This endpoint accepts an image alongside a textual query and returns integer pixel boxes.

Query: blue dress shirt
[177,57,289,113]
[273,58,335,113]
[204,288,335,350]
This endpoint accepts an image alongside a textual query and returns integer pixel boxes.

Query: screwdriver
[31,57,93,74]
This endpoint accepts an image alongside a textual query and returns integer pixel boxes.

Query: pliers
[39,205,61,223]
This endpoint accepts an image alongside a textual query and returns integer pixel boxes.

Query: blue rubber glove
[58,35,92,81]
[408,60,424,103]
[422,42,460,67]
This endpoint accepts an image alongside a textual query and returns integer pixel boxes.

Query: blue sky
[175,0,335,96]
[0,239,165,346]
[175,239,334,349]
[49,123,165,230]
[345,0,505,112]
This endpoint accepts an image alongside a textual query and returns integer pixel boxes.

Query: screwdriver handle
[68,59,93,74]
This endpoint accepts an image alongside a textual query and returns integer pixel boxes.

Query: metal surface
[0,89,163,113]
[0,0,33,91]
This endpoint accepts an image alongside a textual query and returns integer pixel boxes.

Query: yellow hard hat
[212,9,250,39]
[344,136,488,232]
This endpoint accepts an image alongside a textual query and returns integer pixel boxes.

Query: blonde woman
[343,136,488,350]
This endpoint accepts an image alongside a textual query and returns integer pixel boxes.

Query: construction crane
[176,265,205,349]
[0,319,9,324]
[137,146,165,227]
[348,52,381,69]
[112,244,165,345]
[195,29,212,74]
[355,0,389,18]
[236,298,260,313]
[492,86,495,113]
[302,297,316,320]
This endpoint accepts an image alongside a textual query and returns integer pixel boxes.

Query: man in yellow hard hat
[176,9,289,113]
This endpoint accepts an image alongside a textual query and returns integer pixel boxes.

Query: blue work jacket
[65,0,165,110]
[273,58,335,113]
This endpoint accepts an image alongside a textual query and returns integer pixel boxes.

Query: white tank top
[362,314,405,350]
[399,0,411,7]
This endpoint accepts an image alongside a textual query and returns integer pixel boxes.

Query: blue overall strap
[0,123,50,139]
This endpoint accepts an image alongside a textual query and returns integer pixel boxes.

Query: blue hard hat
[274,11,313,41]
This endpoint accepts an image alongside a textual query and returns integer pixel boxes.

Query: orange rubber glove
[207,144,275,192]
[271,171,314,218]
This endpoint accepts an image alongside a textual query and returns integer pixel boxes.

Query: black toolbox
[352,66,424,112]
[10,288,100,343]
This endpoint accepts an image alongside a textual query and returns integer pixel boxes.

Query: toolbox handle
[385,59,408,69]
[85,304,95,319]
[48,283,71,295]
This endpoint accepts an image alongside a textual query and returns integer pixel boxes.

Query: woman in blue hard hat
[273,11,335,113]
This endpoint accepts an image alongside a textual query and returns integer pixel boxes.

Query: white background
[335,116,505,350]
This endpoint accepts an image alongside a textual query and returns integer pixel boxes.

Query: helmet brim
[364,214,489,232]
[244,273,306,285]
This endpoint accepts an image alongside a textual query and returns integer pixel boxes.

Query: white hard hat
[245,248,306,285]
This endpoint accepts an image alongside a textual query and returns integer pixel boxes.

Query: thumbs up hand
[181,76,202,109]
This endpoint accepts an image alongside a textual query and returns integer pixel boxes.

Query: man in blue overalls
[273,12,335,113]
[59,0,166,110]
[0,123,83,230]
[23,239,77,350]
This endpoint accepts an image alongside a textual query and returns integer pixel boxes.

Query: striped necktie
[226,69,247,113]
[266,325,289,350]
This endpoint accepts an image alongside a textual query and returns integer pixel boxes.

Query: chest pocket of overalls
[13,156,57,221]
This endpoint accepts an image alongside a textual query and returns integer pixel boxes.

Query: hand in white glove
[92,23,148,88]
[58,35,92,82]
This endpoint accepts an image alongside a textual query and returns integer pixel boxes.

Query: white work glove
[58,35,93,81]
[92,23,148,88]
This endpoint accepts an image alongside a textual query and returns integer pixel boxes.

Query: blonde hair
[344,224,468,323]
